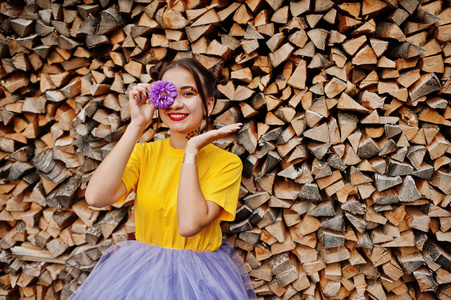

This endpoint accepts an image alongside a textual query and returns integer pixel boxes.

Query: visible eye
[182,88,198,97]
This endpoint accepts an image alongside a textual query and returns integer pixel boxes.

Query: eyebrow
[180,86,197,91]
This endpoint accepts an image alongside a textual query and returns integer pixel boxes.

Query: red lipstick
[168,113,188,121]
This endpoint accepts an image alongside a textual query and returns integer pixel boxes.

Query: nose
[169,92,183,109]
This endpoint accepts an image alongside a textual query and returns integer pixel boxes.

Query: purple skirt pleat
[69,240,257,300]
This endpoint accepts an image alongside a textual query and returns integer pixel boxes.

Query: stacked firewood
[1,0,451,299]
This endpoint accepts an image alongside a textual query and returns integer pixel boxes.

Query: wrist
[183,152,197,164]
[184,142,199,155]
[127,122,145,138]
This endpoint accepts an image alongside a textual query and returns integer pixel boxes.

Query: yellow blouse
[118,138,242,251]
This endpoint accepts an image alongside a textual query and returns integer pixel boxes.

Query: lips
[167,113,188,121]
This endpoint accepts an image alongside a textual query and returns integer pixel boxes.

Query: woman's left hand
[185,123,243,154]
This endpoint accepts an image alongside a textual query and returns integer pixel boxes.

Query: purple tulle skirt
[69,240,256,299]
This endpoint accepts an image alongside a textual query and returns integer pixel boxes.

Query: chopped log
[387,159,413,176]
[321,214,345,232]
[352,45,378,65]
[409,73,441,101]
[357,135,379,159]
[46,238,68,258]
[431,171,451,194]
[10,19,34,38]
[307,29,328,51]
[307,201,335,218]
[424,239,451,271]
[298,183,321,202]
[269,43,294,68]
[375,22,406,41]
[337,93,368,113]
[387,42,425,58]
[317,228,345,249]
[375,174,403,192]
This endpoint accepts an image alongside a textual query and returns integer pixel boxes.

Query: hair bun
[209,63,228,86]
[148,61,167,81]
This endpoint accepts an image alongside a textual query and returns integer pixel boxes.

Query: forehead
[161,67,197,88]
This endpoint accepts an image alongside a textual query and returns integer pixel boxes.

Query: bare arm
[85,84,155,208]
[177,123,242,237]
[85,124,142,207]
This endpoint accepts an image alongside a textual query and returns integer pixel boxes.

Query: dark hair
[149,58,227,132]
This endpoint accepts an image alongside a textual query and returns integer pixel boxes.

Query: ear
[206,97,215,116]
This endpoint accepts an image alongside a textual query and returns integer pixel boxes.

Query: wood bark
[1,0,451,299]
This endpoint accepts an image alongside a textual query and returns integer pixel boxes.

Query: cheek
[189,98,204,111]
[158,108,165,118]
[159,109,171,122]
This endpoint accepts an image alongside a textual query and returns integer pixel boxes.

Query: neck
[169,132,188,149]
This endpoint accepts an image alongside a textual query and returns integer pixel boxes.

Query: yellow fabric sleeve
[200,154,243,222]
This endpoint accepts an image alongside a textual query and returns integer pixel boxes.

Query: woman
[69,58,257,299]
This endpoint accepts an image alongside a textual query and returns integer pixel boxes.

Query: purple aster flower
[147,80,177,109]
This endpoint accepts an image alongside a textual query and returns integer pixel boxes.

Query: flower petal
[148,80,177,108]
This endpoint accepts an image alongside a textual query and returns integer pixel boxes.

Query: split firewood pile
[1,0,451,298]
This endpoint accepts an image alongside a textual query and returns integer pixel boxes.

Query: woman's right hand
[128,83,156,130]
